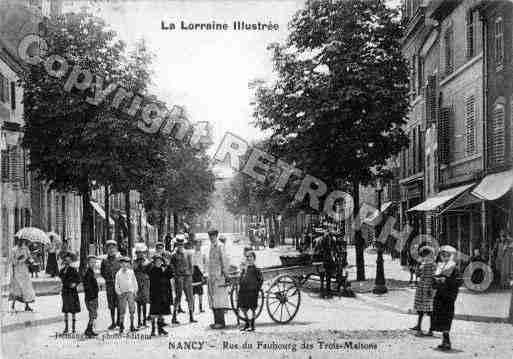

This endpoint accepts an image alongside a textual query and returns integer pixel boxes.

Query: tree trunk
[104,185,110,244]
[173,211,179,235]
[272,215,280,245]
[125,190,133,258]
[353,180,365,281]
[80,188,93,275]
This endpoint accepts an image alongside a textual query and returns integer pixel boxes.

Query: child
[237,251,263,332]
[133,243,151,328]
[148,254,174,336]
[191,239,207,313]
[83,255,99,338]
[59,252,80,334]
[115,256,139,333]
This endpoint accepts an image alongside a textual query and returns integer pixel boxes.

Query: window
[466,11,475,59]
[465,95,477,155]
[425,75,438,125]
[1,147,9,182]
[10,81,15,110]
[417,56,424,94]
[490,102,505,165]
[438,107,452,164]
[444,26,454,76]
[0,73,10,104]
[495,17,504,67]
[410,55,417,97]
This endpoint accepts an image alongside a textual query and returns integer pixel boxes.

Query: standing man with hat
[207,229,231,329]
[170,234,196,324]
[100,239,121,330]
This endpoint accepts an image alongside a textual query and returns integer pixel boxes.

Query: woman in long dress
[9,237,36,311]
[411,247,436,336]
[46,235,59,277]
[431,245,462,351]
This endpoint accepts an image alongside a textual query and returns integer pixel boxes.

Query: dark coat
[83,267,99,301]
[100,255,121,285]
[237,265,263,310]
[59,266,81,313]
[431,264,462,332]
[148,265,174,315]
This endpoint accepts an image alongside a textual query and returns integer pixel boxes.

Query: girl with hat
[148,253,174,336]
[59,252,80,333]
[411,246,436,336]
[431,245,462,351]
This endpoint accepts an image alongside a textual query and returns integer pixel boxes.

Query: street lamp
[373,178,388,294]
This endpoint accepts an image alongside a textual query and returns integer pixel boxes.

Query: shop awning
[407,184,474,212]
[90,201,115,225]
[381,201,394,213]
[471,170,513,201]
[439,191,482,214]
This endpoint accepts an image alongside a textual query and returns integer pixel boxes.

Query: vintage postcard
[1,0,512,358]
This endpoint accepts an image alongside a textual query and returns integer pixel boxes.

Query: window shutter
[1,148,9,182]
[8,146,17,182]
[10,81,15,110]
[438,107,452,164]
[465,95,476,155]
[444,27,454,76]
[425,75,438,125]
[466,11,475,59]
[490,104,505,165]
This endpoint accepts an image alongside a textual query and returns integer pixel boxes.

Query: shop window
[465,94,477,155]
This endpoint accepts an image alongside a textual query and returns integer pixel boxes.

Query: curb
[355,293,511,324]
[1,315,63,334]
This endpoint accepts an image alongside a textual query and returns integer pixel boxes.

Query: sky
[64,0,305,154]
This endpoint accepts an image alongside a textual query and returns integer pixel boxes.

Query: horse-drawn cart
[229,262,324,324]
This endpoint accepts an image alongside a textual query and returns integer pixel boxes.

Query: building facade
[400,0,513,274]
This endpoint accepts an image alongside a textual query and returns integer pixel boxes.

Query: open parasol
[15,227,51,246]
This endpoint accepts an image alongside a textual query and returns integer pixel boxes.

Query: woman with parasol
[9,236,36,311]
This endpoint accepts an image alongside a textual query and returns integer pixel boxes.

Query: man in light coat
[207,229,230,329]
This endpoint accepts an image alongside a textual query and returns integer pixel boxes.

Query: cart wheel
[266,274,301,324]
[230,286,264,320]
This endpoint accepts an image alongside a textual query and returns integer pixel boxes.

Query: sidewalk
[349,247,512,323]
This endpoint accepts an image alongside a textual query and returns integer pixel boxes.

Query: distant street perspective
[1,1,513,359]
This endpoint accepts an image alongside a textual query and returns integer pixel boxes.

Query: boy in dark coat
[237,251,263,332]
[59,252,80,334]
[100,240,121,329]
[148,254,174,336]
[170,236,196,324]
[83,255,99,338]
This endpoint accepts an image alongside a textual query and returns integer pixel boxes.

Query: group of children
[58,236,207,338]
[58,237,264,337]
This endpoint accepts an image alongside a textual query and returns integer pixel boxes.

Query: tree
[252,0,409,280]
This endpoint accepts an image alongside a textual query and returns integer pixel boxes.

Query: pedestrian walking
[133,243,151,328]
[148,254,174,336]
[191,239,207,313]
[115,256,138,333]
[59,252,80,334]
[83,255,99,338]
[9,237,35,312]
[46,234,59,277]
[431,245,462,351]
[411,246,436,336]
[237,251,263,332]
[207,229,231,329]
[100,239,121,330]
[170,235,196,324]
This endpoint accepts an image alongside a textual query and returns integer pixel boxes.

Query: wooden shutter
[490,104,505,165]
[444,27,454,76]
[425,75,438,125]
[10,82,15,110]
[465,95,476,155]
[438,107,452,164]
[1,148,8,182]
[466,11,475,59]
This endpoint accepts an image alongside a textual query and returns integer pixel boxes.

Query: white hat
[134,242,147,252]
